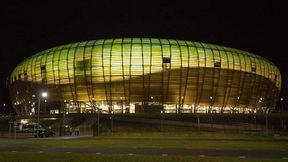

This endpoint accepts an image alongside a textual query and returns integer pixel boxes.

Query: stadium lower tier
[10,67,279,114]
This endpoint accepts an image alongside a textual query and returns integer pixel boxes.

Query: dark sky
[1,0,287,110]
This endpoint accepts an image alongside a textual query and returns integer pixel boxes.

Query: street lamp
[110,109,114,134]
[209,96,213,113]
[236,97,240,113]
[97,107,101,136]
[62,100,67,136]
[35,92,48,138]
[3,103,6,116]
[160,110,163,131]
[280,98,284,112]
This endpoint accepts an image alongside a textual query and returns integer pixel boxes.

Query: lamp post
[62,100,67,136]
[97,107,101,136]
[280,98,284,130]
[280,98,283,112]
[110,109,114,134]
[3,103,6,116]
[36,92,48,138]
[209,96,213,113]
[258,98,262,113]
[160,110,163,131]
[236,97,240,113]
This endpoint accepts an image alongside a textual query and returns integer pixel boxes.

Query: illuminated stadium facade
[9,38,281,115]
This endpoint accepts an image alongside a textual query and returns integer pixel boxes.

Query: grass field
[12,133,286,151]
[0,153,287,162]
[0,132,288,161]
[1,114,288,161]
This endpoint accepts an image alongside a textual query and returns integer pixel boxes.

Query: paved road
[0,137,287,158]
[1,145,288,158]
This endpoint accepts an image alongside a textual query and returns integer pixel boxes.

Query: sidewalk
[35,135,92,140]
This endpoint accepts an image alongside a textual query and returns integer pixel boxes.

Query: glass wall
[9,38,281,114]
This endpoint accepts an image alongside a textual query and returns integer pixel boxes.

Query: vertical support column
[243,56,256,112]
[193,42,200,113]
[72,42,82,112]
[66,43,78,113]
[181,41,191,113]
[101,39,109,113]
[147,39,153,112]
[176,40,183,113]
[82,41,93,110]
[212,45,223,113]
[128,38,133,112]
[223,48,236,113]
[196,43,207,112]
[164,40,172,113]
[90,41,97,106]
[109,39,115,115]
[141,38,146,111]
[121,38,127,113]
[55,46,66,112]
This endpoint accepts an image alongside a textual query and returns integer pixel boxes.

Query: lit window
[24,71,28,80]
[162,57,171,63]
[251,67,256,73]
[76,59,91,76]
[41,65,46,71]
[214,61,221,68]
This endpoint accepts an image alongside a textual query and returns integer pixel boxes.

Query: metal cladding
[9,38,281,114]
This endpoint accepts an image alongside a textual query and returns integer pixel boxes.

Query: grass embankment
[0,132,288,161]
[4,132,288,151]
[0,153,286,162]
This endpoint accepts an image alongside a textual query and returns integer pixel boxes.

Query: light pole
[36,92,48,138]
[209,96,213,113]
[160,110,163,131]
[62,100,67,136]
[3,103,6,116]
[97,107,101,136]
[110,109,114,134]
[120,97,123,114]
[280,98,284,112]
[236,97,240,113]
[258,98,262,113]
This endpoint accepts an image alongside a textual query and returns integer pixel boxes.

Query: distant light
[3,104,6,107]
[280,98,283,101]
[44,100,47,103]
[42,92,48,98]
[20,119,28,124]
[181,96,184,99]
[32,94,36,98]
[210,96,213,99]
[151,96,153,99]
[237,97,240,100]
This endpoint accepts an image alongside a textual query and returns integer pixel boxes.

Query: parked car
[21,123,45,133]
[21,123,55,137]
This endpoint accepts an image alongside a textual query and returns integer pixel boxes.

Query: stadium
[9,38,281,115]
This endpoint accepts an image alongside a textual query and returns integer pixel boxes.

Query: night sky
[1,1,287,112]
